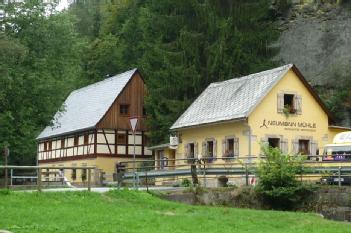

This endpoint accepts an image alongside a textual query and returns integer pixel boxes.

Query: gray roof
[171,64,293,130]
[37,69,137,140]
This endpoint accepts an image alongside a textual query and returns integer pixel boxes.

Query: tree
[256,146,314,210]
[0,1,85,165]
[73,0,280,144]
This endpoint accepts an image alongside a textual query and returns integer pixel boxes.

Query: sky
[56,0,70,11]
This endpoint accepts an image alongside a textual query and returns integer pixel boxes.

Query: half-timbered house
[37,68,152,183]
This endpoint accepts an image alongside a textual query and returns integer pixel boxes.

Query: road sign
[129,117,138,190]
[129,117,138,132]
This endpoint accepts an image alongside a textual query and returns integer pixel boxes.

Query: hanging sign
[129,117,138,133]
[169,136,179,149]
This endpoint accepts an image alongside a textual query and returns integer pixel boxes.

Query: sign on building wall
[259,119,317,132]
[169,136,178,149]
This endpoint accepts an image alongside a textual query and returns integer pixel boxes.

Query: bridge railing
[117,156,351,188]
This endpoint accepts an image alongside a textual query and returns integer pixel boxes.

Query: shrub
[256,146,315,210]
[181,178,191,187]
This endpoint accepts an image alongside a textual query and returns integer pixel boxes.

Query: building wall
[175,121,248,166]
[38,129,152,162]
[173,69,348,167]
[38,131,95,161]
[39,156,151,183]
[248,69,330,156]
[39,158,98,184]
[97,72,147,131]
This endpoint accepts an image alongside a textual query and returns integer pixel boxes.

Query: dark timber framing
[38,70,150,164]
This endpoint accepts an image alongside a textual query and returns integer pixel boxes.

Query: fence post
[10,169,13,187]
[37,168,42,192]
[88,168,91,192]
[203,160,207,188]
[338,166,341,187]
[145,171,149,192]
[245,163,249,186]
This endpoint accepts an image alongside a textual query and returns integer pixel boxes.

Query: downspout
[244,119,252,164]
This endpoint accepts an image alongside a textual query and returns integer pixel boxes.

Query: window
[298,140,310,155]
[71,169,77,180]
[268,138,280,149]
[185,142,197,164]
[207,141,214,158]
[84,134,89,145]
[203,139,216,162]
[44,142,48,152]
[117,134,127,144]
[120,104,129,115]
[74,136,79,147]
[61,138,65,148]
[278,93,302,114]
[189,143,195,158]
[223,137,239,159]
[227,138,235,157]
[48,141,52,151]
[284,94,296,113]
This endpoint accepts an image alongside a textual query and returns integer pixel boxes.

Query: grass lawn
[0,190,349,233]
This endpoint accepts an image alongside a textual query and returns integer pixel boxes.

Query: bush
[181,178,191,187]
[256,146,315,210]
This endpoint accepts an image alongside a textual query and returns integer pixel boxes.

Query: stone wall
[162,186,351,222]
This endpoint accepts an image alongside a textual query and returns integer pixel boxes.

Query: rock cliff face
[272,0,351,125]
[275,0,351,86]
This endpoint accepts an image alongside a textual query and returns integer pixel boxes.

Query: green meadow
[0,190,349,233]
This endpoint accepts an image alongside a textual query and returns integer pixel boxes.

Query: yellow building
[37,69,152,184]
[154,64,351,186]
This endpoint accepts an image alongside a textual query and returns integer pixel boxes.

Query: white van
[323,131,351,161]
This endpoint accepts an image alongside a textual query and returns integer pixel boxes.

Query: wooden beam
[94,129,97,155]
[142,131,145,157]
[115,129,118,155]
[126,130,129,156]
[102,129,112,154]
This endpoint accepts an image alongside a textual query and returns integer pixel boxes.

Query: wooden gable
[96,71,146,131]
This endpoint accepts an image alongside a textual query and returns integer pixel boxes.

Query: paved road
[23,186,185,193]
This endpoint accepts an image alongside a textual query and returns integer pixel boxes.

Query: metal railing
[0,166,95,191]
[118,156,351,188]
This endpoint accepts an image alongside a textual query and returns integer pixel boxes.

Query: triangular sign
[129,117,138,132]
